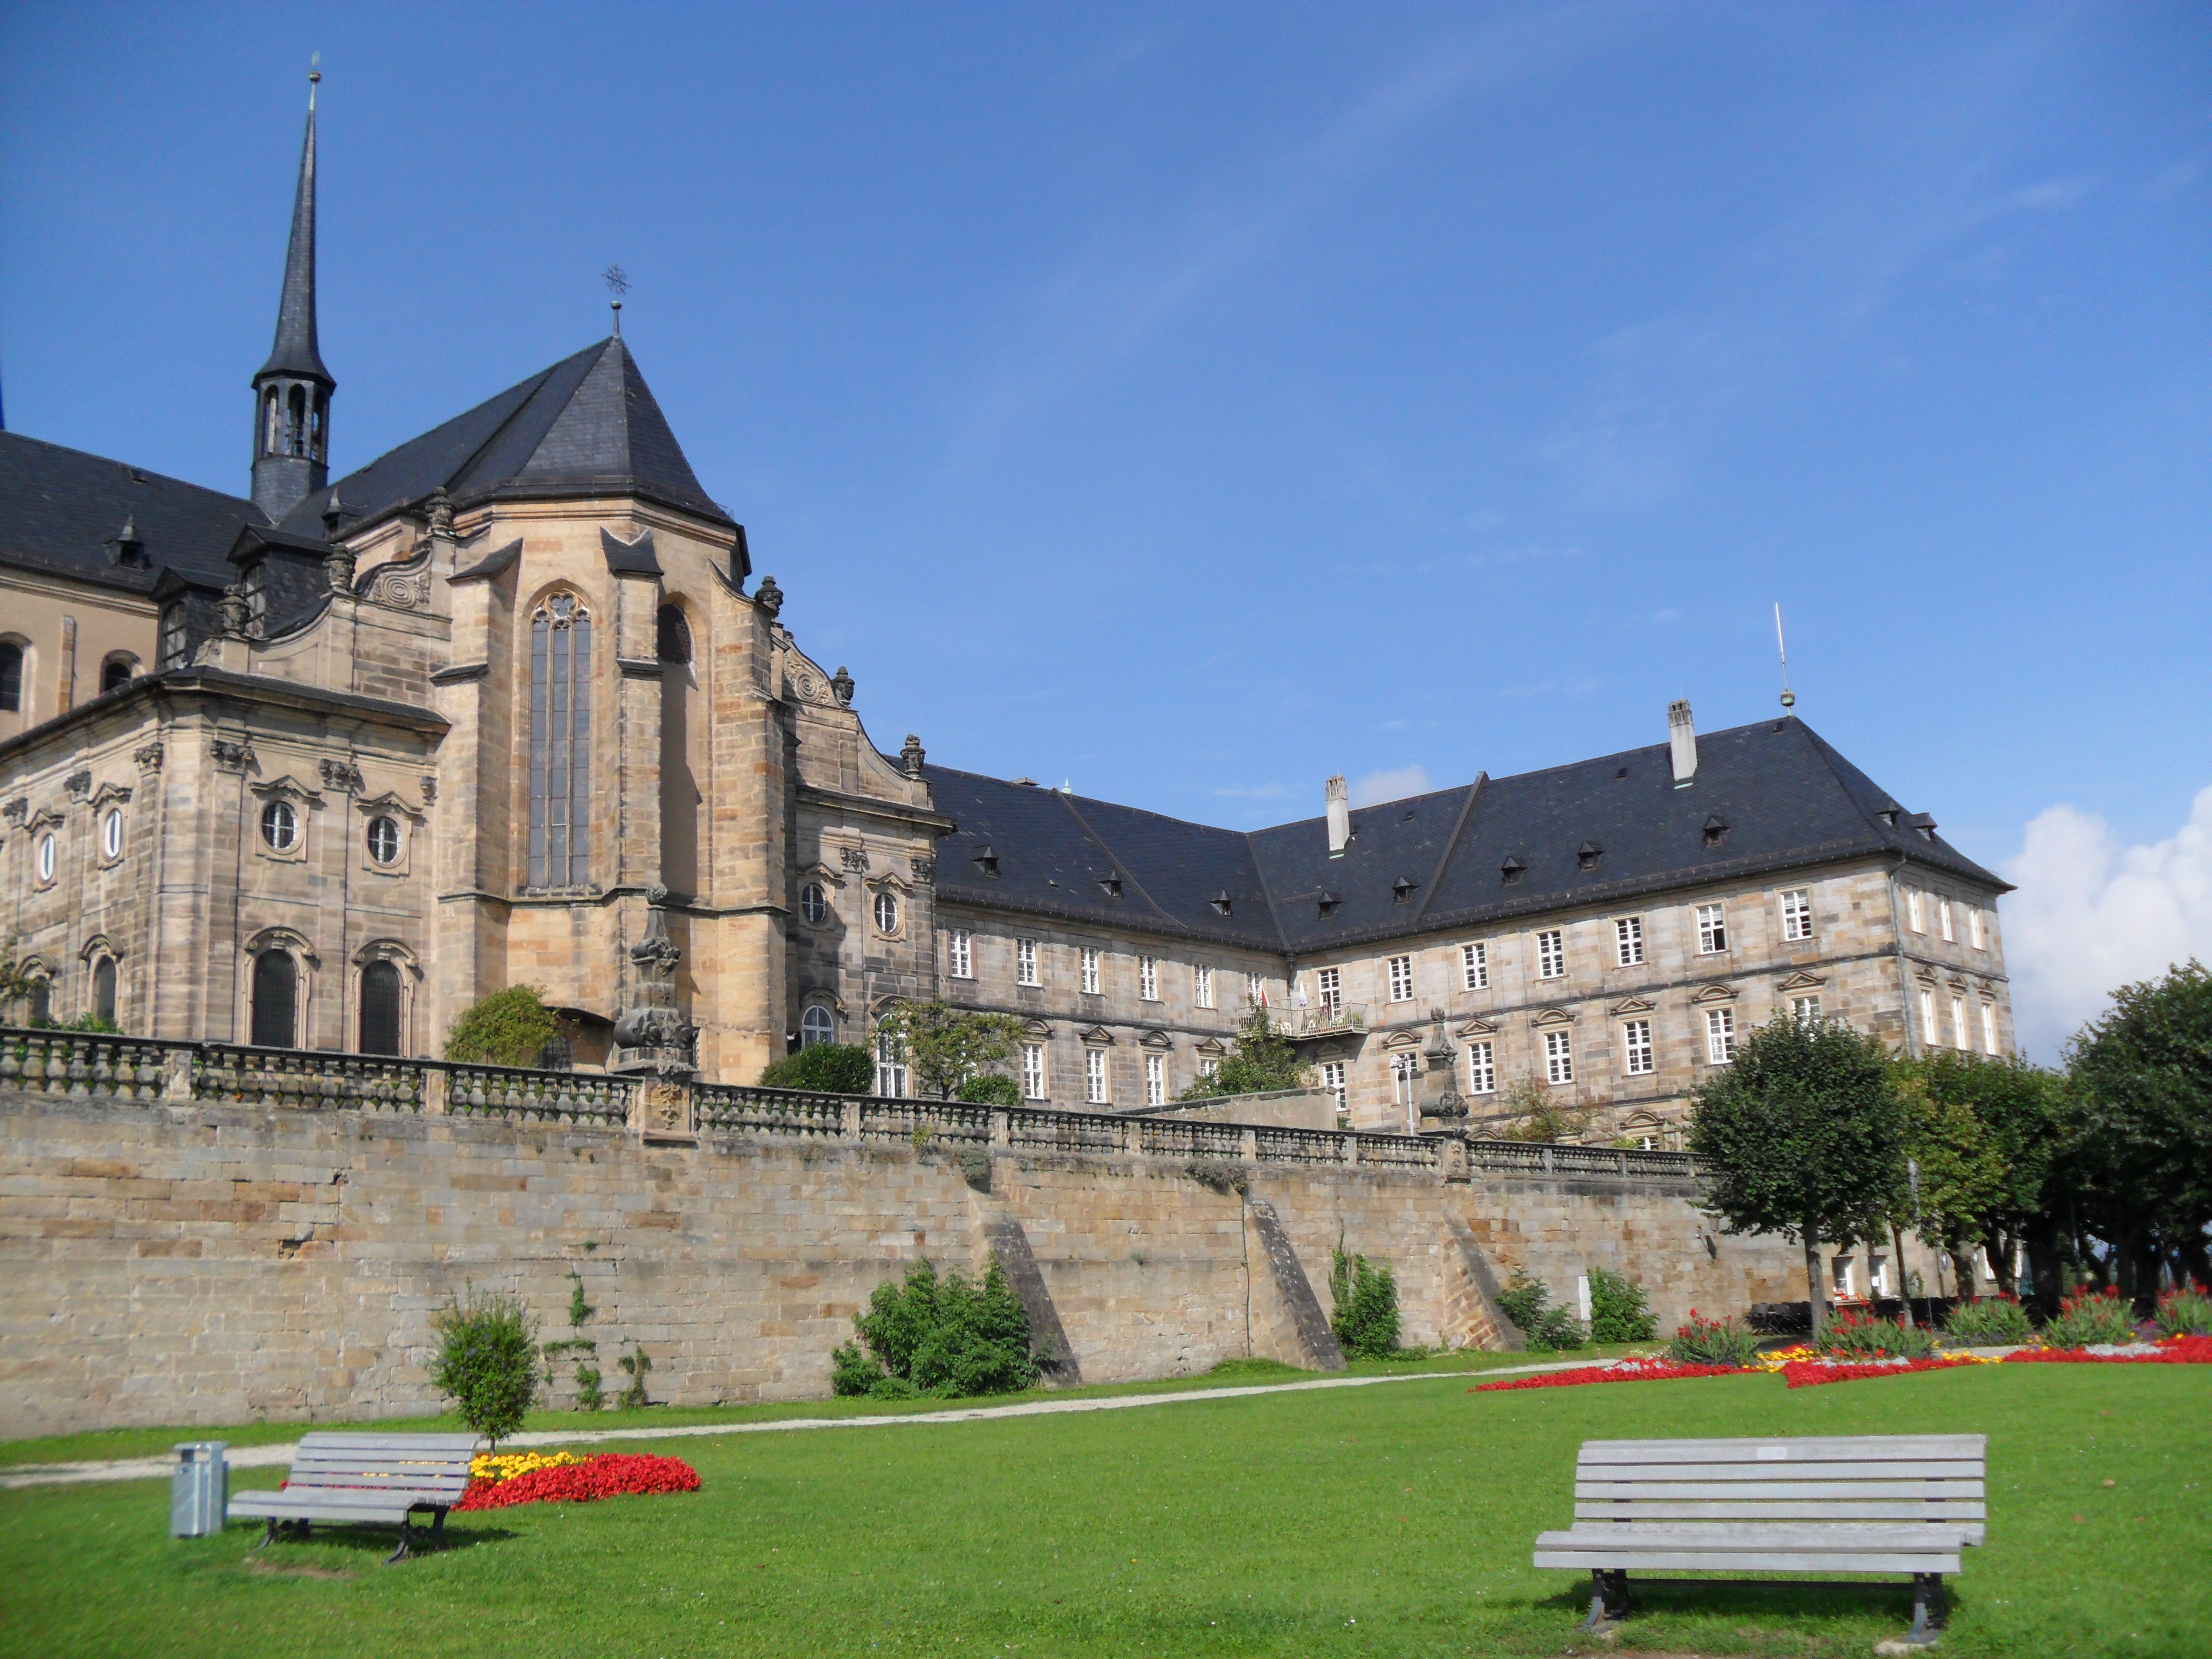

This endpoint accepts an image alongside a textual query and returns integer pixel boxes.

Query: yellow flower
[470,1450,584,1484]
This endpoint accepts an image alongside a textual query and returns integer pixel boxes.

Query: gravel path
[2,1360,1594,1490]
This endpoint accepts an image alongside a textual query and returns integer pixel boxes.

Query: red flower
[454,1453,701,1512]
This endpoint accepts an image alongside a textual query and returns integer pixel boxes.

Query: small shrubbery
[2043,1287,2144,1349]
[954,1071,1022,1105]
[1586,1267,1657,1343]
[2154,1282,2212,1339]
[429,1287,539,1448]
[445,985,561,1067]
[1328,1246,1402,1359]
[1943,1295,2036,1347]
[1816,1310,1936,1360]
[830,1256,1041,1399]
[759,1043,875,1093]
[1497,1270,1587,1352]
[1666,1311,1762,1368]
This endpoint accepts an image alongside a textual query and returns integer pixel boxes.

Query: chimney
[1668,700,1698,786]
[1325,775,1350,857]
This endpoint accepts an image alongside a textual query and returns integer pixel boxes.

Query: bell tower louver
[249,69,335,521]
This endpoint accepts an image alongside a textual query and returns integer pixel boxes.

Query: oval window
[366,816,401,865]
[37,832,58,881]
[101,810,124,860]
[800,882,828,925]
[800,1005,836,1048]
[873,890,899,935]
[260,800,298,851]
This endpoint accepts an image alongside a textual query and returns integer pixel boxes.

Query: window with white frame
[1022,1043,1047,1099]
[1919,989,1938,1044]
[1321,1060,1347,1114]
[1951,995,1969,1050]
[1139,956,1159,1001]
[800,882,828,925]
[1906,889,1926,934]
[1387,954,1413,1002]
[947,928,972,979]
[1695,904,1728,954]
[1939,900,1955,943]
[101,809,125,861]
[1704,1006,1736,1064]
[1980,1002,1999,1055]
[1968,908,1986,951]
[1084,1047,1108,1104]
[1465,1040,1495,1095]
[1145,1052,1166,1106]
[873,890,900,935]
[1016,937,1039,987]
[1081,947,1102,995]
[800,1005,836,1048]
[1781,888,1814,942]
[1199,1056,1220,1082]
[875,1031,908,1098]
[1614,917,1644,967]
[1543,1030,1574,1086]
[1194,964,1214,1009]
[1622,1019,1654,1075]
[1537,930,1565,979]
[1792,995,1822,1025]
[1316,966,1342,1019]
[1462,942,1488,990]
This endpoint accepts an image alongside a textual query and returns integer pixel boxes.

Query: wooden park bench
[1533,1435,1987,1646]
[228,1432,482,1562]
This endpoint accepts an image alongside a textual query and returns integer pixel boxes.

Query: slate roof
[0,431,267,597]
[257,95,331,385]
[275,337,730,539]
[924,717,2008,957]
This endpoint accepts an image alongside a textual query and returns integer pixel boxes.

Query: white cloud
[2000,785,2212,1060]
[1351,765,1432,807]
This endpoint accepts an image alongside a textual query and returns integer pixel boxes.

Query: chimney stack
[1668,700,1698,786]
[1325,775,1350,857]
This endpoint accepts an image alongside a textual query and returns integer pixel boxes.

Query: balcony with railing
[1284,1000,1366,1039]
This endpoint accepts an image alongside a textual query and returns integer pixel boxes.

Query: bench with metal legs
[229,1433,480,1564]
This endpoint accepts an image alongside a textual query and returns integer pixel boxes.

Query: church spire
[250,62,335,522]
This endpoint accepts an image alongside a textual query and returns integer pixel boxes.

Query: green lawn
[3,1364,2204,1658]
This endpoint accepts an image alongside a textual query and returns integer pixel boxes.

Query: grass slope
[2,1365,2204,1658]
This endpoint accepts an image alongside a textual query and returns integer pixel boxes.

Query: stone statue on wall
[611,886,698,1077]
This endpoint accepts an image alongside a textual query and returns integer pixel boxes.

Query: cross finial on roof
[603,264,630,336]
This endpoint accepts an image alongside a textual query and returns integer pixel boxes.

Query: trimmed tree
[444,985,561,1067]
[427,1287,539,1449]
[1688,1014,1907,1337]
[874,1000,1026,1100]
[759,1042,875,1093]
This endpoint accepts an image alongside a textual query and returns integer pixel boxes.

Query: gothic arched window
[359,960,402,1055]
[92,957,118,1026]
[656,604,691,664]
[528,593,593,889]
[251,950,299,1047]
[0,639,22,712]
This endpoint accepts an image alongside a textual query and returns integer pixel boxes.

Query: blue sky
[3,4,2206,1052]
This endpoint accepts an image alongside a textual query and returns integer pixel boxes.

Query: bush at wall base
[831,1256,1041,1399]
[1328,1246,1402,1359]
[1587,1266,1657,1343]
[1496,1270,1588,1352]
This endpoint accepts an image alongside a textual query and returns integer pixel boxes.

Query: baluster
[90,1041,116,1098]
[66,1038,93,1098]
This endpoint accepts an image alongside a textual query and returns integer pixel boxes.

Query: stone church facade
[0,90,2017,1144]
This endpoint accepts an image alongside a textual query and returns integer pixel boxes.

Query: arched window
[800,1005,836,1049]
[656,604,691,664]
[309,393,328,463]
[100,655,136,695]
[27,973,53,1026]
[251,950,298,1047]
[0,639,23,712]
[528,594,593,889]
[359,960,402,1055]
[262,388,281,455]
[92,957,118,1026]
[285,385,308,457]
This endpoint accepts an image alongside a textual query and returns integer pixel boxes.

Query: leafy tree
[874,1001,1026,1100]
[444,985,560,1067]
[1496,1073,1594,1143]
[2065,960,2212,1302]
[1890,1059,2010,1303]
[1893,1051,2065,1305]
[427,1287,539,1448]
[759,1042,875,1093]
[1177,1004,1311,1100]
[1328,1242,1402,1358]
[1688,1013,1907,1337]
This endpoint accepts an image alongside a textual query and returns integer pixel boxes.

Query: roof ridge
[0,431,260,513]
[1407,774,1486,926]
[1052,790,1190,935]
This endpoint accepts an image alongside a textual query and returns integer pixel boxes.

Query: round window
[873,890,900,935]
[366,816,401,865]
[36,832,56,882]
[101,810,124,860]
[799,1005,836,1048]
[800,882,828,925]
[260,799,298,851]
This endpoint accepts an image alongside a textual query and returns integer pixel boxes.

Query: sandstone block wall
[0,1089,1806,1440]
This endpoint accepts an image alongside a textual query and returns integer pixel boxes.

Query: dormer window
[1703,815,1728,848]
[1317,891,1341,918]
[242,562,269,634]
[1500,855,1525,884]
[972,846,999,878]
[161,604,190,669]
[1392,876,1415,904]
[1209,890,1233,917]
[1577,841,1603,871]
[1097,873,1123,899]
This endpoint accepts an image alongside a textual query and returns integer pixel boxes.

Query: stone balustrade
[0,1026,1704,1183]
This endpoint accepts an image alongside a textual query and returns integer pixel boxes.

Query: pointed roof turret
[259,69,332,386]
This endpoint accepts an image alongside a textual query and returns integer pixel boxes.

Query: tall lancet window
[529,593,593,889]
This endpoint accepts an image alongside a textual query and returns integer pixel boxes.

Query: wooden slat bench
[228,1432,482,1562]
[1533,1435,1987,1646]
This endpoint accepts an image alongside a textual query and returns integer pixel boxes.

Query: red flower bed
[1778,1357,1979,1389]
[455,1452,700,1511]
[1473,1358,1744,1392]
[2005,1334,2212,1366]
